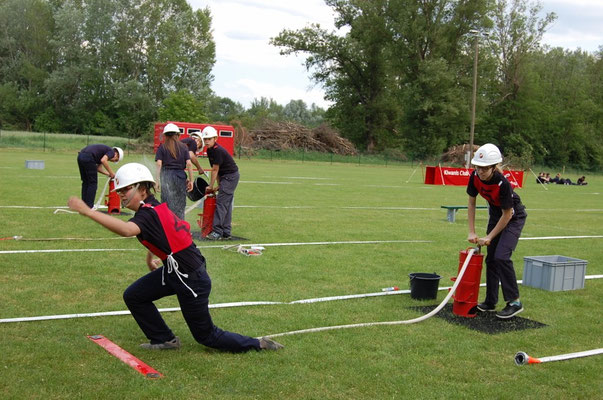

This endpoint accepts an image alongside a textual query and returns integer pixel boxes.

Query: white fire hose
[261,248,476,339]
[185,196,205,215]
[515,348,603,366]
[94,176,111,209]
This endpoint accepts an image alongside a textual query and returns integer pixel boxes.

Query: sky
[188,0,603,110]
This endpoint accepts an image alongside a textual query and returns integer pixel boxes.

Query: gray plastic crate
[25,160,45,169]
[523,255,587,291]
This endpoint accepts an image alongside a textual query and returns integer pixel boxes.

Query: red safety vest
[472,173,503,207]
[139,203,192,260]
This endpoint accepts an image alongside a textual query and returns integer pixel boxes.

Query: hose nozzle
[515,351,528,366]
[515,351,540,366]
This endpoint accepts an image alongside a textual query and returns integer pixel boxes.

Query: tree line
[272,0,602,169]
[0,0,326,137]
[1,0,601,170]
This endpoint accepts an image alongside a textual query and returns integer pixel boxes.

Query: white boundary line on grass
[0,205,106,209]
[0,248,139,254]
[0,240,433,254]
[519,235,603,240]
[2,235,603,254]
[3,205,602,212]
[2,275,601,324]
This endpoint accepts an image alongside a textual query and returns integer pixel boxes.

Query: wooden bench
[441,205,488,223]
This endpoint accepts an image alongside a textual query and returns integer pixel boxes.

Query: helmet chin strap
[121,183,140,208]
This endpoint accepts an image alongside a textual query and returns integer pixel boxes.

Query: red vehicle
[153,121,235,156]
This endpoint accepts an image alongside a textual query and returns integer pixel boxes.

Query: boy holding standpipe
[466,144,527,319]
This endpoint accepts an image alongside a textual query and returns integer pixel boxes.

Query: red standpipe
[197,195,216,237]
[105,180,121,214]
[451,247,484,317]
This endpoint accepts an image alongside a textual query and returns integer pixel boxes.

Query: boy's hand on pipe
[477,237,491,246]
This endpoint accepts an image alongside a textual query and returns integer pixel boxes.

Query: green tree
[246,97,284,127]
[521,48,602,169]
[273,0,488,154]
[113,80,156,138]
[273,0,395,151]
[479,0,556,161]
[26,0,216,135]
[207,96,245,124]
[0,0,55,130]
[157,89,207,123]
[385,0,490,158]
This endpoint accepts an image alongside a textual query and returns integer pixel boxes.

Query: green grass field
[1,148,601,399]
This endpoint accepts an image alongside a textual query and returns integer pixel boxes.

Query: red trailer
[153,121,235,156]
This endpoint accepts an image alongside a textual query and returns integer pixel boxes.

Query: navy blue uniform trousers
[77,152,99,208]
[123,265,260,352]
[484,214,527,304]
[213,171,239,237]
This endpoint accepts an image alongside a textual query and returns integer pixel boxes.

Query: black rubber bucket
[409,272,441,300]
[187,176,209,201]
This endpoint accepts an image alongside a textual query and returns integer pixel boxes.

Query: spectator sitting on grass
[536,172,545,184]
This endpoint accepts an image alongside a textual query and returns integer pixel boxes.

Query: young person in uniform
[155,123,194,220]
[67,163,283,351]
[467,143,527,319]
[201,126,239,240]
[77,144,124,208]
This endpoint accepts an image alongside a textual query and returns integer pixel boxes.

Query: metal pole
[468,32,479,166]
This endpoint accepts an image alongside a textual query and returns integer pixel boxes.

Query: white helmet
[163,123,181,136]
[113,147,124,163]
[471,143,502,167]
[201,126,218,139]
[113,163,155,191]
[190,131,202,140]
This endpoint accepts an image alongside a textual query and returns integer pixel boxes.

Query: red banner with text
[424,166,523,188]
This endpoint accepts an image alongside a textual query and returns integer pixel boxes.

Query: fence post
[43,132,46,152]
[358,153,361,165]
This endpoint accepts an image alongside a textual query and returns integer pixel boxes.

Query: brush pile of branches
[244,120,357,155]
[440,144,524,169]
[440,144,479,165]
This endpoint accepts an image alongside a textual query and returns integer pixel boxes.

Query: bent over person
[77,144,123,208]
[68,163,283,352]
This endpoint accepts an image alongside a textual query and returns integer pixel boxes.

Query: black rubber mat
[192,232,248,241]
[410,304,547,334]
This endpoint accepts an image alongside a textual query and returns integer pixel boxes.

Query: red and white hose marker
[515,348,603,366]
[87,335,163,378]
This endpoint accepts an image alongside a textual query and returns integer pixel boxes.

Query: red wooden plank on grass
[87,335,163,378]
